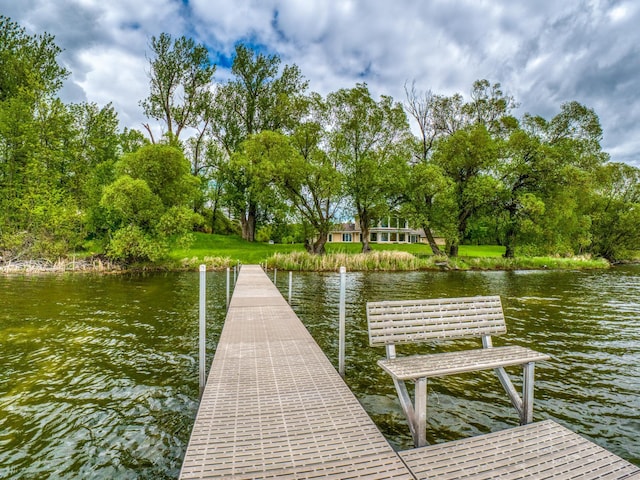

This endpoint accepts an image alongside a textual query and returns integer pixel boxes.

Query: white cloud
[3,0,639,165]
[75,46,149,125]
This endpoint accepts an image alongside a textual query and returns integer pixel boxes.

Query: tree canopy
[1,16,638,264]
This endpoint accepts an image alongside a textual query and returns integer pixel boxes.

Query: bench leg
[522,362,535,424]
[392,377,428,447]
[392,378,416,441]
[493,362,537,425]
[414,377,427,447]
[494,366,523,417]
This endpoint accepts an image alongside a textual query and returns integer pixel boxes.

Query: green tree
[101,144,202,263]
[327,83,411,253]
[0,15,68,102]
[275,95,345,254]
[224,131,289,243]
[403,80,516,255]
[589,163,640,261]
[432,124,500,256]
[0,97,82,259]
[402,162,456,255]
[496,127,549,258]
[140,33,216,143]
[0,17,115,259]
[515,102,607,256]
[116,144,200,208]
[209,44,308,241]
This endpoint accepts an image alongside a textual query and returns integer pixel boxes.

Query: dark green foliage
[100,145,203,263]
[0,16,638,264]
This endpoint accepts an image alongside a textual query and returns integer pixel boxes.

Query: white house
[327,217,444,245]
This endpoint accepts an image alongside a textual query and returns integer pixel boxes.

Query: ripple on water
[0,272,226,479]
[2,268,640,477]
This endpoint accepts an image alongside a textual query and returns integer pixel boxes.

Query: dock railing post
[338,266,346,377]
[226,267,230,310]
[273,268,277,284]
[288,271,293,304]
[199,264,206,398]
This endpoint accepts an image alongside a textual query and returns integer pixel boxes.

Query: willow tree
[403,80,517,255]
[590,162,640,261]
[432,124,500,257]
[209,44,308,241]
[140,33,215,144]
[327,83,411,253]
[277,94,345,254]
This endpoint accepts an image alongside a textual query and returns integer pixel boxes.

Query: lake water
[1,266,639,478]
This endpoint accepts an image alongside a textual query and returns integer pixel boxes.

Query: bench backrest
[366,295,506,347]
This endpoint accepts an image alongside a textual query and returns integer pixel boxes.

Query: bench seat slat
[369,312,505,328]
[378,345,550,380]
[367,296,508,346]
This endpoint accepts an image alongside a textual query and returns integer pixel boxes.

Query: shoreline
[1,253,620,274]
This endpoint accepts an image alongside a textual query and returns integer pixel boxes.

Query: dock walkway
[179,265,412,479]
[179,265,640,479]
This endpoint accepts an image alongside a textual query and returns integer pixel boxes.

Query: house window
[329,234,333,242]
[343,233,352,242]
[370,232,377,242]
[390,233,397,242]
[399,233,405,242]
[380,232,389,242]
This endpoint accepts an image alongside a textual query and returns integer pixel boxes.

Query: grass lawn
[170,233,506,265]
[170,233,300,264]
[458,245,506,257]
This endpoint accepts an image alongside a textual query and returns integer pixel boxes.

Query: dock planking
[179,265,413,479]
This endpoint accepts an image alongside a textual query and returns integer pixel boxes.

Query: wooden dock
[179,265,640,479]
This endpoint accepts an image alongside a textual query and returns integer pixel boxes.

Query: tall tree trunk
[210,195,220,234]
[422,224,444,256]
[240,203,257,242]
[245,213,256,242]
[358,213,372,253]
[503,215,517,258]
[240,217,248,239]
[240,209,256,242]
[449,211,469,257]
[307,232,328,255]
[504,242,515,258]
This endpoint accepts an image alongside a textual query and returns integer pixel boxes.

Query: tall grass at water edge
[267,251,427,271]
[268,251,610,272]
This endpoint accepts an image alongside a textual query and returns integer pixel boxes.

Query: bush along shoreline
[0,256,122,274]
[1,249,613,274]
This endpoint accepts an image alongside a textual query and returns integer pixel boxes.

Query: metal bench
[366,295,550,447]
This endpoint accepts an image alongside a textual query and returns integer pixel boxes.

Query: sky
[2,0,639,166]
